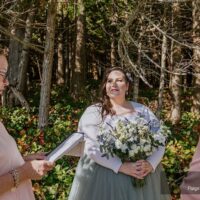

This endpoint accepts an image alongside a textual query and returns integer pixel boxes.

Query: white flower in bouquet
[140,138,147,145]
[153,133,166,145]
[129,145,140,155]
[131,144,137,149]
[121,143,128,153]
[115,139,123,149]
[143,143,152,152]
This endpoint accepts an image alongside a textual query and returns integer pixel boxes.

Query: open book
[46,132,84,162]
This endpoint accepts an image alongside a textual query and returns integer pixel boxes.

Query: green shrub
[162,112,200,199]
[0,98,84,199]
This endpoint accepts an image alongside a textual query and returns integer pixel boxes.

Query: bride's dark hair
[99,67,132,118]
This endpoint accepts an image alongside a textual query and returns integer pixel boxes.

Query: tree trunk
[133,76,139,101]
[17,11,35,95]
[191,0,200,113]
[57,3,65,85]
[7,26,24,106]
[156,7,167,119]
[38,0,57,129]
[133,40,141,102]
[110,32,116,68]
[170,3,182,124]
[157,34,167,119]
[57,41,64,85]
[133,16,143,102]
[110,1,117,68]
[63,13,70,88]
[70,0,86,98]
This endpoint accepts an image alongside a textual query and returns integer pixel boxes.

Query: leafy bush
[0,97,83,199]
[162,112,200,199]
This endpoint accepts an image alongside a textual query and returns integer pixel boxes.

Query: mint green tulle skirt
[68,155,171,200]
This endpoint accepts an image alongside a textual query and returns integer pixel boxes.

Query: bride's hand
[118,162,144,179]
[136,160,153,178]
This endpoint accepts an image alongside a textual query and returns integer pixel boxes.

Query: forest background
[1,0,200,199]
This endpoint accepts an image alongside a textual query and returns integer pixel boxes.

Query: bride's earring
[126,90,128,95]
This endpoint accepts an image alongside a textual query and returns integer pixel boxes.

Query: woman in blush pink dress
[180,135,200,200]
[0,48,54,200]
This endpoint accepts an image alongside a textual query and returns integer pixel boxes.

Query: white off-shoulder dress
[68,102,171,200]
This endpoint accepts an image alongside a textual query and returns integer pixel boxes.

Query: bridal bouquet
[97,116,171,187]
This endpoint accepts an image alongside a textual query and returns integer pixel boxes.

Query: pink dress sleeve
[180,137,200,200]
[0,122,35,200]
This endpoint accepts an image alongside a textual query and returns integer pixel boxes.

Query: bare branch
[0,24,44,54]
[10,86,30,111]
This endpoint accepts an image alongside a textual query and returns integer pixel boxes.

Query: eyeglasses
[0,70,8,81]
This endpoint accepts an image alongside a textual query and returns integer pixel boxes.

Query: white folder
[46,132,84,162]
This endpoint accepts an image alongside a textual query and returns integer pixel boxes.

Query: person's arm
[84,140,122,173]
[0,171,16,195]
[0,160,54,195]
[79,105,122,173]
[146,146,165,171]
[142,106,166,171]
